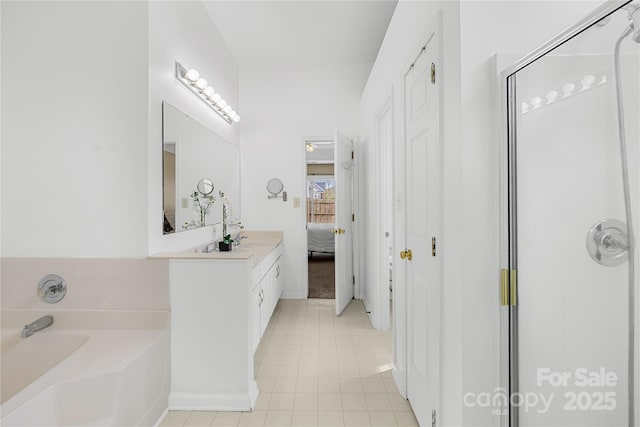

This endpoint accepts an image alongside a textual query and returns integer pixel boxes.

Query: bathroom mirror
[162,101,240,234]
[266,178,284,195]
[266,177,287,201]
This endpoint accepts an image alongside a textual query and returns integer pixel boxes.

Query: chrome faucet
[234,232,248,246]
[21,315,54,338]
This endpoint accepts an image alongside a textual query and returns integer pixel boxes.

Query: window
[306,176,335,223]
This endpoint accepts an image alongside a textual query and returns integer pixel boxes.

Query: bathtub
[0,310,169,426]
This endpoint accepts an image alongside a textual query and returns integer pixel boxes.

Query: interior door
[404,30,441,427]
[334,131,354,315]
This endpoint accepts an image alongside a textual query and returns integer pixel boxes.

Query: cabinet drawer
[258,242,283,281]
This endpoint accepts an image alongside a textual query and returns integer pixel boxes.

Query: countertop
[148,230,283,267]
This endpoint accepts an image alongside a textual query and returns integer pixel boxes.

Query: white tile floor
[159,299,418,427]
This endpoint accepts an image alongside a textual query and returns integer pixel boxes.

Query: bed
[307,223,335,255]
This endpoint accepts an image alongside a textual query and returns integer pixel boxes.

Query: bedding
[307,223,335,254]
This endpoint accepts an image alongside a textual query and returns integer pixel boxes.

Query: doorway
[304,134,355,315]
[306,140,336,299]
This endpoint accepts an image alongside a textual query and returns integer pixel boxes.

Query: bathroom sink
[235,240,267,249]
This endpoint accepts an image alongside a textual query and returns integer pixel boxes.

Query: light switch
[182,198,189,208]
[293,197,300,208]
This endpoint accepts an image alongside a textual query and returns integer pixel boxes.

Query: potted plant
[218,234,234,252]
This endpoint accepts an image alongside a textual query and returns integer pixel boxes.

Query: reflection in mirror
[197,178,214,195]
[162,101,240,234]
[192,178,216,228]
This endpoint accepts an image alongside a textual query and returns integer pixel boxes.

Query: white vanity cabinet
[251,242,283,353]
[154,231,283,412]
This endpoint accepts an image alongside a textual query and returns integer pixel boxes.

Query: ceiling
[203,1,398,66]
[306,141,334,164]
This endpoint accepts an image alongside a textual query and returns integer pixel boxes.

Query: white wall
[1,1,149,258]
[147,1,240,255]
[240,63,370,298]
[1,1,239,259]
[361,0,605,425]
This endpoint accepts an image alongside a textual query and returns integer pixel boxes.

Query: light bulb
[580,74,595,90]
[218,99,227,109]
[233,114,240,123]
[562,83,576,98]
[195,78,208,90]
[203,86,215,97]
[211,93,222,103]
[229,110,237,119]
[530,97,542,109]
[185,69,199,82]
[545,90,558,103]
[521,102,529,114]
[223,105,232,114]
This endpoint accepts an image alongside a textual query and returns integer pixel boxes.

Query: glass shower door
[505,2,639,426]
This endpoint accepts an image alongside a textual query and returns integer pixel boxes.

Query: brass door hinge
[500,268,517,306]
[431,63,436,84]
[352,276,355,285]
[510,269,517,306]
[352,213,355,222]
[351,151,354,160]
[400,249,413,261]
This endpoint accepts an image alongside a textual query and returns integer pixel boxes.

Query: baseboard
[151,408,168,427]
[280,292,305,299]
[168,391,253,411]
[249,380,259,408]
[392,364,407,399]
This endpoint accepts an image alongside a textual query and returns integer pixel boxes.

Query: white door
[404,31,441,427]
[334,131,354,315]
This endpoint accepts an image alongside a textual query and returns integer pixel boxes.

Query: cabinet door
[251,285,262,354]
[273,259,282,309]
[260,275,271,337]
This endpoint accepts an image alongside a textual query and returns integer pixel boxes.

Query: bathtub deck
[1,329,167,425]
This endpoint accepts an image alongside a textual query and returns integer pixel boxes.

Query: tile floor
[159,299,418,426]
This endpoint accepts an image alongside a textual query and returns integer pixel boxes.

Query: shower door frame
[499,1,633,426]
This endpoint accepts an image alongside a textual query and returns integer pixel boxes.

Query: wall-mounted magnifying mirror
[197,177,214,195]
[267,178,287,201]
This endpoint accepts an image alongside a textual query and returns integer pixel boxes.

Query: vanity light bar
[174,61,240,125]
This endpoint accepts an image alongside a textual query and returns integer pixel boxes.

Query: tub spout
[21,315,54,338]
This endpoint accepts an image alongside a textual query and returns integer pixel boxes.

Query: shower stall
[501,1,639,426]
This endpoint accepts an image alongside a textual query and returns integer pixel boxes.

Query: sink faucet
[21,315,54,338]
[234,232,248,246]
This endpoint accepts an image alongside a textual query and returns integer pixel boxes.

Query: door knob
[400,249,413,261]
[339,228,346,234]
[400,250,407,259]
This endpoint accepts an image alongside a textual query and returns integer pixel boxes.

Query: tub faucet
[21,315,54,338]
